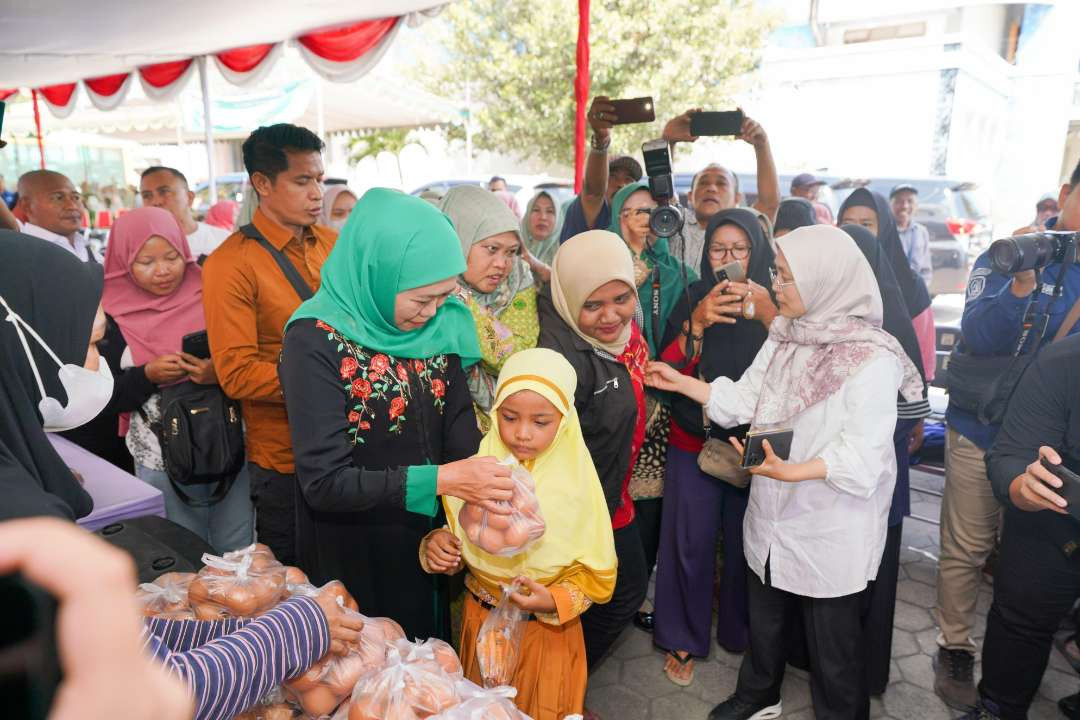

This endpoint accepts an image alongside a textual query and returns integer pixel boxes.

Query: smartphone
[1040,458,1080,521]
[690,110,745,137]
[609,97,655,125]
[714,260,746,284]
[181,330,211,360]
[741,428,794,468]
[0,574,61,720]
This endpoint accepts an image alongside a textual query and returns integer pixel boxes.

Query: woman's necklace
[626,237,651,288]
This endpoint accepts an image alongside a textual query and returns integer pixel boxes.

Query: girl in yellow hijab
[421,347,616,720]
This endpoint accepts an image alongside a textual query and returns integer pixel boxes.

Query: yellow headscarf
[444,348,616,603]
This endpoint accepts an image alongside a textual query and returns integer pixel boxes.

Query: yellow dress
[422,348,616,720]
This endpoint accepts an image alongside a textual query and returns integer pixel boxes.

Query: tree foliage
[419,0,777,167]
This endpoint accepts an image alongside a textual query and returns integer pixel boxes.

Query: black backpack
[148,381,245,506]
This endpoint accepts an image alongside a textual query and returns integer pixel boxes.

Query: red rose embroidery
[351,379,372,400]
[370,354,391,376]
[431,378,445,398]
[316,320,333,332]
[413,359,425,373]
[347,411,360,423]
[396,363,409,382]
[359,421,371,430]
[340,356,359,380]
[389,396,406,420]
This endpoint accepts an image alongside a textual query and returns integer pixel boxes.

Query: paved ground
[585,467,1078,719]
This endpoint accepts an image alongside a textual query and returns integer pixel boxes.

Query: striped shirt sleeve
[141,596,330,720]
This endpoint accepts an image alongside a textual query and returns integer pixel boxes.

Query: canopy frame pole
[31,90,46,169]
[574,0,590,193]
[198,56,217,208]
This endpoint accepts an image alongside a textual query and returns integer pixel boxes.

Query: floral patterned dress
[279,318,481,641]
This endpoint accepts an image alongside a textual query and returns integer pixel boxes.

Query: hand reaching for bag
[437,457,515,515]
[312,587,365,655]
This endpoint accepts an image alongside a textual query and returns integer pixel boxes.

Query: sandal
[664,650,695,687]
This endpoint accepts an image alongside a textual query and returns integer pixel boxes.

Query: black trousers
[862,521,903,695]
[247,463,298,566]
[582,518,648,668]
[979,510,1080,720]
[633,497,663,584]
[737,565,870,720]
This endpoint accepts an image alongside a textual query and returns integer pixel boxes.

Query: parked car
[192,173,249,218]
[409,175,575,213]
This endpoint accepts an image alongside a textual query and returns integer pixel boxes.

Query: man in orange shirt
[202,124,337,564]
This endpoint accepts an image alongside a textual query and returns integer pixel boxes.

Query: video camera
[641,139,684,238]
[989,231,1080,274]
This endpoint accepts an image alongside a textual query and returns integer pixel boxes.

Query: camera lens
[988,238,1022,274]
[649,206,684,238]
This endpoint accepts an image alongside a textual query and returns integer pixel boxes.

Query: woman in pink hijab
[101,206,252,550]
[203,200,238,231]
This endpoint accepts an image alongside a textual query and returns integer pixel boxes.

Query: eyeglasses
[622,207,653,217]
[769,267,796,290]
[708,244,750,260]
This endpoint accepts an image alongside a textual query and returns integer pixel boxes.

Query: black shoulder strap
[240,223,314,301]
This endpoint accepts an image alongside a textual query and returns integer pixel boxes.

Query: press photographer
[936,159,1080,710]
[959,333,1080,720]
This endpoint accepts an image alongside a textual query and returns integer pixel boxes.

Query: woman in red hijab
[101,206,252,550]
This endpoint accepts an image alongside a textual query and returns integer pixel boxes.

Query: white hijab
[754,225,924,428]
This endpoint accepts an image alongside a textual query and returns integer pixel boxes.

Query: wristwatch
[590,133,610,152]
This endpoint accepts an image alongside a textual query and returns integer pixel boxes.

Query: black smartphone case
[690,110,744,136]
[742,429,793,468]
[1041,458,1080,522]
[609,97,655,125]
[181,330,210,360]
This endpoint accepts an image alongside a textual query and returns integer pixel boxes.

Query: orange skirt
[458,594,587,720]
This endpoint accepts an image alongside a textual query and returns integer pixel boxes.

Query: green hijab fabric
[608,181,697,356]
[287,188,481,366]
[520,190,563,267]
[439,184,534,316]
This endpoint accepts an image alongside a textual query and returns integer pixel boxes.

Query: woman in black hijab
[651,208,778,684]
[838,188,933,318]
[773,197,818,238]
[0,232,102,520]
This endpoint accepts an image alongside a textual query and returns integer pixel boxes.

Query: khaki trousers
[936,427,1003,650]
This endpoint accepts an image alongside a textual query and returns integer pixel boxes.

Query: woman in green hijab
[608,180,696,637]
[520,189,563,283]
[439,185,541,429]
[279,188,515,642]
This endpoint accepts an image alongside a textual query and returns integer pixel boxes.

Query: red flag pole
[573,0,590,194]
[31,89,46,169]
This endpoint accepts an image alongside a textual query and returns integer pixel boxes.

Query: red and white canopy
[0,0,447,117]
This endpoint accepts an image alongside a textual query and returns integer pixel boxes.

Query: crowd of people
[1,98,1080,720]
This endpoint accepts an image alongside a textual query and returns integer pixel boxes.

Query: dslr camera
[989,230,1080,274]
[641,139,684,238]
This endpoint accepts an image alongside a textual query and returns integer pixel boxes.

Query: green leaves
[417,0,776,167]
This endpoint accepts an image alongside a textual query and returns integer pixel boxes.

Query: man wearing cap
[1032,193,1060,230]
[790,173,834,225]
[890,183,933,288]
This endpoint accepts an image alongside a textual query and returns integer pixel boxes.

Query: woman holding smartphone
[648,224,923,720]
[651,208,777,686]
[102,207,252,551]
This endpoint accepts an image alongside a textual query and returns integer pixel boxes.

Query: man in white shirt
[890,184,933,289]
[16,170,99,263]
[139,166,230,260]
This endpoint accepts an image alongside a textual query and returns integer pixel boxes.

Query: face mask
[1,295,114,432]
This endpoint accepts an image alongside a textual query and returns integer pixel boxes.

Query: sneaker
[934,647,977,710]
[708,695,783,720]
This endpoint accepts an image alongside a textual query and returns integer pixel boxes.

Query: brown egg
[283,566,309,585]
[502,523,530,550]
[192,602,228,621]
[428,640,463,677]
[484,511,512,531]
[299,685,340,717]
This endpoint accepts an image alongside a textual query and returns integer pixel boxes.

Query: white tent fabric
[0,0,449,88]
